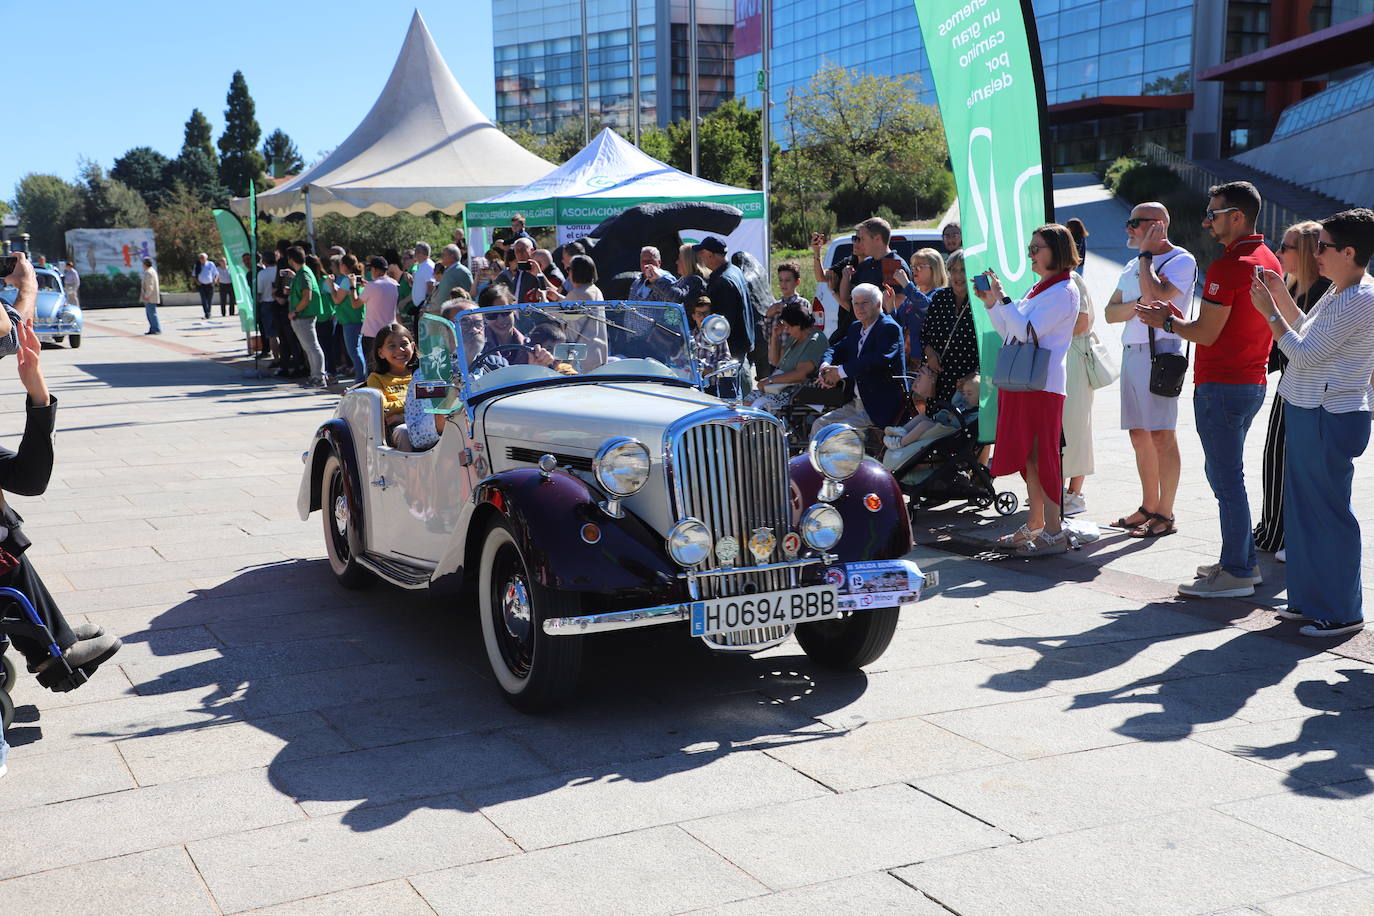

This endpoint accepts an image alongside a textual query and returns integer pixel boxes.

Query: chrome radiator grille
[670,417,793,599]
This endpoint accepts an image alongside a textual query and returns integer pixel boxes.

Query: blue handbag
[993,321,1050,392]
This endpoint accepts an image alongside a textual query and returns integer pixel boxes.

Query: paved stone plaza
[3,184,1374,914]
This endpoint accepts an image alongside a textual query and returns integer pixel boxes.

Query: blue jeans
[197,283,214,318]
[1194,383,1266,578]
[341,322,365,384]
[143,302,161,333]
[1284,404,1370,624]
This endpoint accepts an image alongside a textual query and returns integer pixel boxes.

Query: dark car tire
[0,684,12,731]
[321,453,373,590]
[68,334,81,349]
[795,607,900,670]
[1,651,15,693]
[478,517,583,712]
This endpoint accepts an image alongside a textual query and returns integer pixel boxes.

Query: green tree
[261,128,304,177]
[182,108,216,162]
[170,148,230,205]
[75,159,152,229]
[111,147,173,209]
[217,71,266,196]
[499,121,586,165]
[641,99,772,189]
[150,182,220,287]
[12,173,81,257]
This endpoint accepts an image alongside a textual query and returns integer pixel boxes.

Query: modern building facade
[492,0,735,137]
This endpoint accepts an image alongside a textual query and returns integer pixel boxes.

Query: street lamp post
[581,0,592,144]
[760,0,771,270]
[688,0,699,175]
[630,0,640,145]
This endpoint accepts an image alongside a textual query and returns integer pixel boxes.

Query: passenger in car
[366,323,417,447]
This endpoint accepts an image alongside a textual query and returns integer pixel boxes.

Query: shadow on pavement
[71,561,871,831]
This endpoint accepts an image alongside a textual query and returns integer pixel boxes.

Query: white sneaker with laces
[1299,619,1363,638]
[1062,492,1086,517]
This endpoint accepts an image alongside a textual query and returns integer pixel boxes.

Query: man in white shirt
[360,256,400,368]
[195,253,218,319]
[411,242,435,312]
[1103,202,1197,538]
[61,263,80,306]
[256,255,280,361]
[628,247,673,301]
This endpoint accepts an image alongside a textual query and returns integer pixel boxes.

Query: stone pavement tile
[505,691,832,773]
[117,711,352,785]
[36,545,163,570]
[1218,779,1374,872]
[868,619,1046,671]
[895,810,1361,916]
[240,880,435,915]
[1257,878,1374,915]
[56,579,199,614]
[0,846,217,916]
[1192,708,1374,788]
[5,684,244,759]
[1128,627,1334,677]
[271,731,551,817]
[109,623,223,665]
[206,605,391,649]
[317,685,528,749]
[188,796,517,914]
[1212,657,1374,724]
[64,554,290,591]
[8,660,137,710]
[236,662,461,719]
[896,593,1042,629]
[995,604,1219,649]
[44,520,164,553]
[411,825,765,915]
[770,661,1056,729]
[762,715,1011,790]
[468,750,830,850]
[683,783,1010,891]
[0,743,135,813]
[974,638,1212,695]
[119,636,374,696]
[0,769,303,880]
[687,872,944,916]
[987,581,1152,614]
[914,739,1302,840]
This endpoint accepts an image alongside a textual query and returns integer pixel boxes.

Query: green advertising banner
[211,208,257,336]
[912,0,1053,437]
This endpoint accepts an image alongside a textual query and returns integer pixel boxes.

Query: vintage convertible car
[0,266,82,347]
[298,300,924,710]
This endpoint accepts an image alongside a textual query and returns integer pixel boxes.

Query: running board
[358,554,433,590]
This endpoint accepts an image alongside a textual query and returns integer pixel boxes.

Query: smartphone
[973,273,992,292]
[0,256,15,279]
[880,259,902,285]
[517,260,534,273]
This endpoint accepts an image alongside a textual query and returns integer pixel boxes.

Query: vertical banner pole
[689,0,700,175]
[630,0,641,145]
[760,0,771,273]
[910,0,1054,440]
[580,0,591,144]
[303,185,317,255]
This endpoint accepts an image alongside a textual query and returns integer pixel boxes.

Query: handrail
[1140,142,1303,244]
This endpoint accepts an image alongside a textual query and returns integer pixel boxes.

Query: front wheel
[795,607,900,670]
[478,518,583,712]
[320,453,373,589]
[0,684,12,731]
[68,334,81,349]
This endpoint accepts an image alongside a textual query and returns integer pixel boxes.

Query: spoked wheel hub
[490,545,534,679]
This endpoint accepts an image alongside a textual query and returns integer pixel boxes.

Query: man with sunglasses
[1136,180,1281,599]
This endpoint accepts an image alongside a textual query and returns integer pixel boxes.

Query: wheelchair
[0,587,85,730]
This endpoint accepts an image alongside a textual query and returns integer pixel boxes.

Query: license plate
[690,585,839,637]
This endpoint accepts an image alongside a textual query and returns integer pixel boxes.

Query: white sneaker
[1178,568,1255,598]
[1276,548,1286,563]
[1062,492,1086,517]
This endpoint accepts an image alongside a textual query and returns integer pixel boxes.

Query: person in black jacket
[1,320,120,690]
[694,236,756,388]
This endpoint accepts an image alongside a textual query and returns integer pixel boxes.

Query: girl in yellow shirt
[366,323,416,445]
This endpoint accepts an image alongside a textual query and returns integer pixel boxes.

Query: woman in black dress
[920,250,979,405]
[1254,221,1330,558]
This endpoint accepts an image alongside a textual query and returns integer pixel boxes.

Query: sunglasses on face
[1026,244,1046,255]
[1316,241,1347,253]
[1126,217,1162,229]
[1204,207,1240,221]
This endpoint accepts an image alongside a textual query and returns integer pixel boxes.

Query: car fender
[448,467,680,598]
[298,421,366,560]
[788,455,911,562]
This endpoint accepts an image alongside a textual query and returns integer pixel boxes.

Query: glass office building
[492,0,734,137]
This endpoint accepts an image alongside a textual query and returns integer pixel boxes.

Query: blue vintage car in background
[0,266,83,348]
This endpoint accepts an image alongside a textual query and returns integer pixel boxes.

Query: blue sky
[4,2,495,203]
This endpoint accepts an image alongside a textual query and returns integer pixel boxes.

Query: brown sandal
[1113,505,1150,529]
[1129,513,1177,538]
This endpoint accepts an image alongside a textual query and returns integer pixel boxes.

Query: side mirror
[701,314,730,345]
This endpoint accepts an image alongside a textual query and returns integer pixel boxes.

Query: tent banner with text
[912,0,1050,438]
[211,208,256,335]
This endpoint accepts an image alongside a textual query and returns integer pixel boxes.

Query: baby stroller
[0,587,86,730]
[885,398,1019,520]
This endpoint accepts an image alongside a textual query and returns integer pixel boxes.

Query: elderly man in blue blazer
[812,282,906,436]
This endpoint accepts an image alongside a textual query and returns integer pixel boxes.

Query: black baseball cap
[368,256,388,271]
[692,236,727,255]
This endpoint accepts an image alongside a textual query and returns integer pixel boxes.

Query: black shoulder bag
[1145,251,1195,398]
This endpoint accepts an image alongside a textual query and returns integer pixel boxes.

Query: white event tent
[465,127,766,262]
[231,10,554,231]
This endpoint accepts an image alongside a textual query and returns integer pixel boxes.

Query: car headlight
[801,503,844,551]
[809,424,865,480]
[593,437,651,496]
[667,518,712,567]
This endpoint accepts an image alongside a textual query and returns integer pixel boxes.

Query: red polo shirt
[1193,234,1283,385]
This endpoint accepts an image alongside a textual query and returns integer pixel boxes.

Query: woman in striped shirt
[1249,208,1374,637]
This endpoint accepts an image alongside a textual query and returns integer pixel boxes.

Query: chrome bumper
[541,558,926,637]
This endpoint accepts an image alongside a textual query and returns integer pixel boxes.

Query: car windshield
[416,301,703,405]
